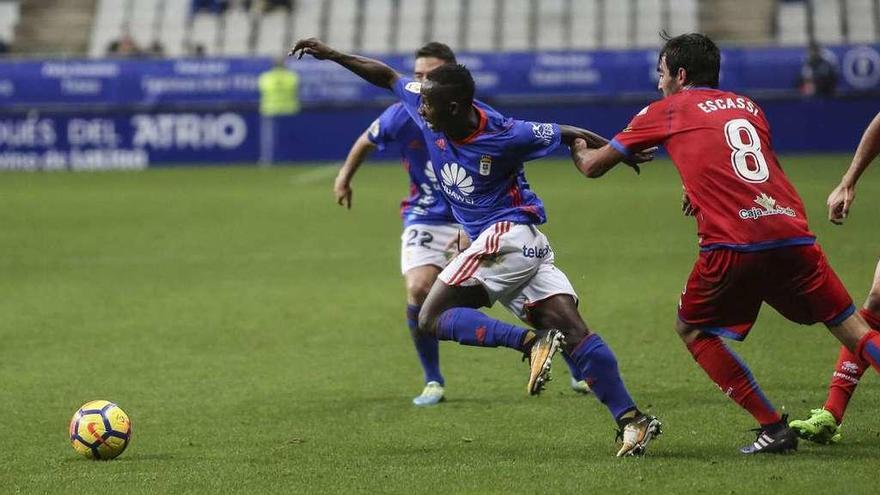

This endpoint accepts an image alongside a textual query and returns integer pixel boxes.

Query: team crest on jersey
[405,81,422,93]
[435,138,447,150]
[531,123,555,145]
[739,192,797,220]
[479,155,492,176]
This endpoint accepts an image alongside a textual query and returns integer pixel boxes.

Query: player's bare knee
[406,279,434,306]
[416,306,439,336]
[865,288,880,315]
[675,319,701,343]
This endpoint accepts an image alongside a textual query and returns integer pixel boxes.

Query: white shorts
[400,223,462,274]
[438,221,578,321]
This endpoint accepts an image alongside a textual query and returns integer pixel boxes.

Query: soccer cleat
[570,376,592,395]
[789,408,842,444]
[525,330,563,395]
[412,381,445,407]
[615,414,662,457]
[740,417,798,454]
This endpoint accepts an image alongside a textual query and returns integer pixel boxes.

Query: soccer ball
[69,400,132,460]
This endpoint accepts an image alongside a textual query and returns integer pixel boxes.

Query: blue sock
[562,351,583,381]
[407,304,443,385]
[571,333,637,422]
[436,308,530,350]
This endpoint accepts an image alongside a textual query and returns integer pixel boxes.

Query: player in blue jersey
[292,38,661,457]
[334,42,592,407]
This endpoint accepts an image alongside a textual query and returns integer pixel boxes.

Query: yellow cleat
[526,330,563,395]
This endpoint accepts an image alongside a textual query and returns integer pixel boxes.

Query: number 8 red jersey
[610,88,815,251]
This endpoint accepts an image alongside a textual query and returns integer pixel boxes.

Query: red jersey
[611,88,814,251]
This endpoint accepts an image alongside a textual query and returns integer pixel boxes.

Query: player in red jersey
[789,111,880,444]
[567,33,880,454]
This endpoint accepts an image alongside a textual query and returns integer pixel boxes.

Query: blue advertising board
[1,43,878,167]
[0,44,877,109]
[0,111,259,170]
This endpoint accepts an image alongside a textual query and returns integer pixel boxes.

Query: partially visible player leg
[527,294,661,457]
[418,280,558,395]
[677,249,795,454]
[405,265,445,406]
[677,320,795,454]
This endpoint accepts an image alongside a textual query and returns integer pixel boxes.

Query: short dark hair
[415,42,457,64]
[425,63,474,104]
[659,33,720,88]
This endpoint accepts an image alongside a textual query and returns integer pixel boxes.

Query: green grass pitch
[1,155,878,493]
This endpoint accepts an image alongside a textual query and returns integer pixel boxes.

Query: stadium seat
[814,0,844,44]
[570,0,599,49]
[221,8,253,56]
[668,0,699,37]
[89,0,131,57]
[361,0,393,54]
[536,0,567,51]
[500,0,531,51]
[255,9,289,56]
[430,0,462,50]
[463,0,496,52]
[603,0,632,48]
[190,12,220,55]
[777,1,808,46]
[129,0,162,48]
[159,0,192,56]
[290,0,324,41]
[0,0,21,44]
[326,0,357,52]
[634,0,663,47]
[396,0,428,52]
[845,0,876,43]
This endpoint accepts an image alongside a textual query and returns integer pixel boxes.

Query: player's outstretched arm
[827,111,880,224]
[559,126,653,177]
[559,124,609,149]
[568,139,655,178]
[289,38,399,89]
[334,131,377,209]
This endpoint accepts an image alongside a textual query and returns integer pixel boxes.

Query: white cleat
[570,377,592,395]
[616,414,663,457]
[412,381,445,407]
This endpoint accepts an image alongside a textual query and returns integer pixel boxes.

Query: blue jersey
[366,103,456,227]
[391,77,561,239]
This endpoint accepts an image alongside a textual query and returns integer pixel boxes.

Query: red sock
[823,345,867,424]
[825,308,880,422]
[686,335,780,426]
[861,307,880,331]
[855,320,880,376]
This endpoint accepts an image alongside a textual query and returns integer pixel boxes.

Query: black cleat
[740,417,798,455]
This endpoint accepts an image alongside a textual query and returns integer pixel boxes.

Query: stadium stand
[0,0,21,49]
[395,0,429,52]
[361,0,393,54]
[0,0,863,59]
[500,0,531,51]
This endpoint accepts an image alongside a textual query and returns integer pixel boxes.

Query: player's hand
[289,38,335,60]
[334,178,353,209]
[827,181,855,225]
[622,147,657,175]
[445,230,471,254]
[682,188,697,216]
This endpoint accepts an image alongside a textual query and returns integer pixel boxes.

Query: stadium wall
[1,44,878,169]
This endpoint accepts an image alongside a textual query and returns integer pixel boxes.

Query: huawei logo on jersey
[440,162,475,203]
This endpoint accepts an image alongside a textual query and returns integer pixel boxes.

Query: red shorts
[678,243,855,341]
